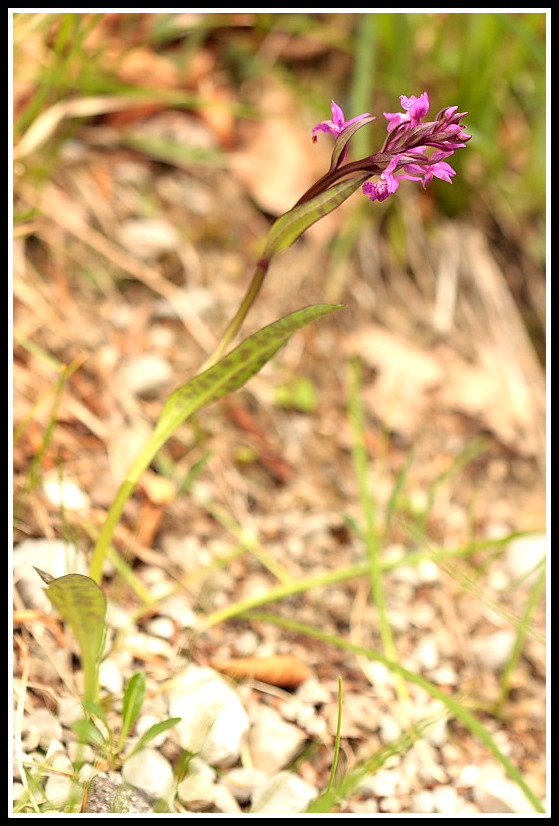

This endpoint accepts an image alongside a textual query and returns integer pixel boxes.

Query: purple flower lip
[312,100,374,143]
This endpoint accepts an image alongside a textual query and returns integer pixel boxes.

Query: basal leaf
[120,672,146,744]
[42,573,107,703]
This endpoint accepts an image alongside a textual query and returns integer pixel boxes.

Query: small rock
[347,798,380,813]
[379,796,404,813]
[121,630,175,661]
[457,764,482,786]
[99,659,124,695]
[42,472,90,511]
[473,769,541,813]
[504,533,546,585]
[429,665,459,686]
[378,714,402,744]
[249,705,306,774]
[362,768,406,799]
[176,757,216,809]
[12,783,25,806]
[414,636,440,670]
[432,784,460,813]
[57,696,84,728]
[167,665,249,768]
[145,616,176,640]
[471,629,516,672]
[116,218,180,261]
[84,771,153,813]
[121,748,174,804]
[23,709,63,750]
[294,678,331,706]
[421,703,450,747]
[44,753,76,807]
[251,772,317,814]
[119,354,173,398]
[281,698,328,739]
[222,767,269,804]
[210,784,243,814]
[417,558,441,583]
[411,790,435,812]
[67,741,95,764]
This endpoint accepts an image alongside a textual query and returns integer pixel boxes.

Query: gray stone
[84,771,153,813]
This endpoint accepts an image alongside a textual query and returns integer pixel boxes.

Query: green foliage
[73,673,181,770]
[36,570,106,704]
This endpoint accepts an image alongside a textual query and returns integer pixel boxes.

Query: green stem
[201,258,270,370]
[88,429,169,583]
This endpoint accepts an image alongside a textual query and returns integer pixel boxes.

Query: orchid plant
[40,93,471,728]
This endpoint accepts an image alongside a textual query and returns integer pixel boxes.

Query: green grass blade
[326,677,344,794]
[347,358,401,685]
[249,611,545,814]
[496,564,546,715]
[154,304,344,446]
[72,717,107,750]
[307,711,445,813]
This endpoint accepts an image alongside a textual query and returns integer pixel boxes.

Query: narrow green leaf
[82,699,109,727]
[72,717,107,749]
[128,718,182,757]
[262,175,371,259]
[120,673,146,744]
[326,677,343,793]
[42,573,107,704]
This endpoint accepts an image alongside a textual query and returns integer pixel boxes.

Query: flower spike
[308,93,471,207]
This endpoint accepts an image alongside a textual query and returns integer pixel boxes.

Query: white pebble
[251,772,317,814]
[411,790,435,812]
[471,629,516,671]
[167,665,249,768]
[504,534,546,585]
[122,748,174,803]
[42,473,90,511]
[433,784,459,813]
[145,616,176,640]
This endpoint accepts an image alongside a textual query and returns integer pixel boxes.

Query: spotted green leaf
[41,573,107,704]
[262,175,371,259]
[152,303,344,448]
